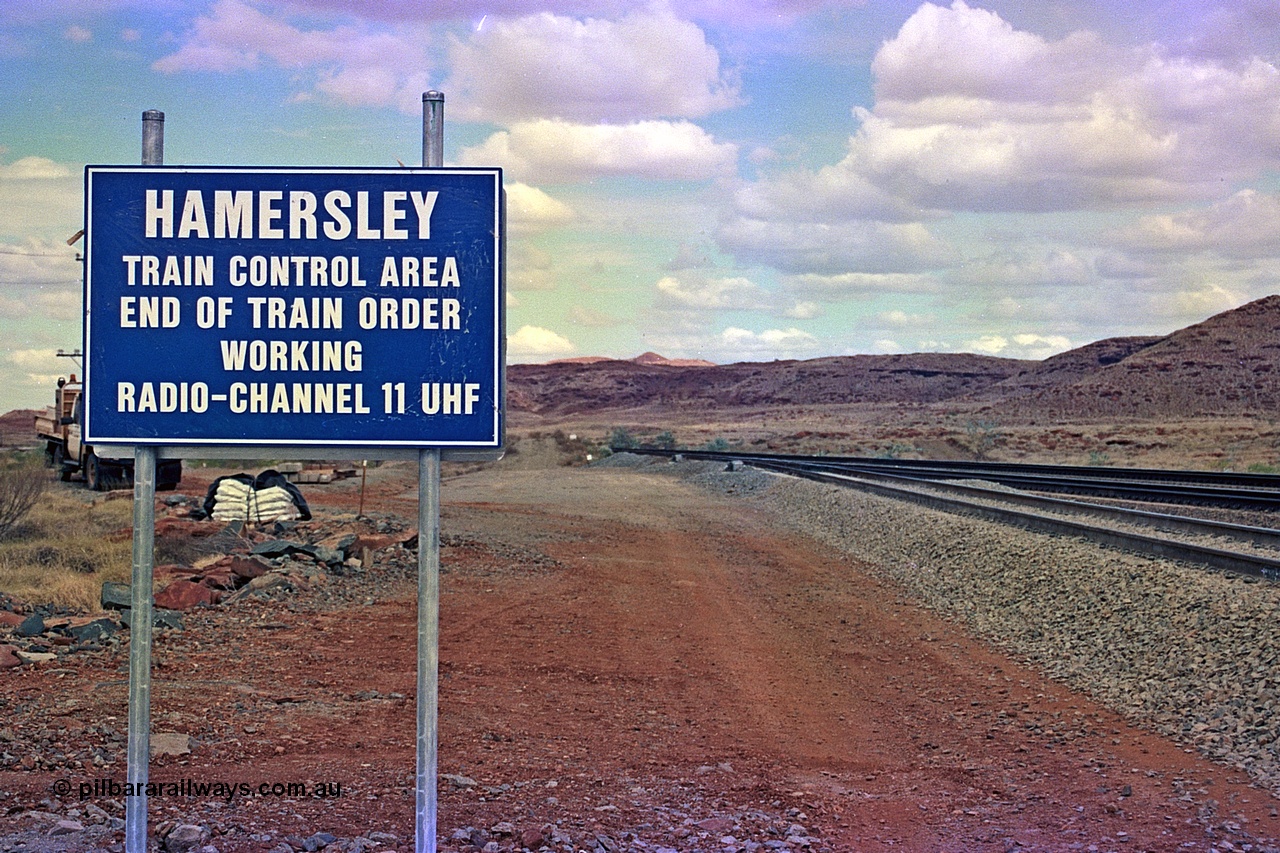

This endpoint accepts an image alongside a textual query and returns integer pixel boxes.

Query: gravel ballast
[646,455,1280,796]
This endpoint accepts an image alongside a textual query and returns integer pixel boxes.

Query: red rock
[155,518,221,539]
[156,563,199,579]
[197,569,239,591]
[354,533,407,553]
[521,826,551,848]
[697,818,735,833]
[0,644,21,669]
[224,556,269,580]
[154,579,217,611]
[0,612,23,630]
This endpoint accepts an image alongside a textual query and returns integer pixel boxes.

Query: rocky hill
[966,337,1163,403]
[6,297,1279,439]
[510,294,1280,424]
[0,409,40,449]
[998,295,1280,420]
[510,351,1028,418]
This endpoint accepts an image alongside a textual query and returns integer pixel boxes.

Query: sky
[3,0,1280,414]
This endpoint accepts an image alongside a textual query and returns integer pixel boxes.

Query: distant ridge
[0,409,40,448]
[507,295,1280,424]
[966,336,1164,402]
[1010,294,1280,418]
[10,298,1280,431]
[548,352,716,368]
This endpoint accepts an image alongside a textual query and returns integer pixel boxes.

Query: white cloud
[0,157,71,180]
[458,119,737,184]
[505,182,574,235]
[445,8,740,124]
[966,334,1009,355]
[730,0,1280,230]
[872,1,1108,104]
[716,326,820,361]
[278,0,845,29]
[784,271,939,298]
[0,159,83,251]
[63,25,92,43]
[568,305,619,328]
[1153,284,1245,324]
[718,218,952,276]
[850,2,1280,211]
[878,309,931,327]
[508,324,576,359]
[665,242,716,271]
[1011,333,1072,359]
[1121,190,1280,257]
[951,249,1093,288]
[731,158,922,224]
[507,243,557,292]
[10,348,60,369]
[1094,252,1154,280]
[784,301,820,319]
[0,347,75,414]
[655,274,767,311]
[964,331,1072,359]
[153,0,433,112]
[0,159,84,244]
[638,317,822,364]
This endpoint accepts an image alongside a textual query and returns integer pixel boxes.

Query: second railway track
[622,448,1280,581]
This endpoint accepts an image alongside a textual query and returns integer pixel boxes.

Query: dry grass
[0,485,133,612]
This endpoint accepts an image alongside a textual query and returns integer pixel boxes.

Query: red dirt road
[3,462,1280,852]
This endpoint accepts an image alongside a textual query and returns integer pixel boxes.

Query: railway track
[620,448,1280,581]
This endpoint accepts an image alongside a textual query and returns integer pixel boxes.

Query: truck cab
[38,377,182,491]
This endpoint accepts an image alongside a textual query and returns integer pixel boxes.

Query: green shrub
[608,427,637,450]
[964,419,1003,460]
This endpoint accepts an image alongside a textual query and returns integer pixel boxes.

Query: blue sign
[83,166,503,448]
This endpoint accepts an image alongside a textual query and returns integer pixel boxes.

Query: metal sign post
[124,108,162,853]
[416,89,444,853]
[87,96,501,853]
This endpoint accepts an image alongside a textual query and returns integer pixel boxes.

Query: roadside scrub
[0,474,132,612]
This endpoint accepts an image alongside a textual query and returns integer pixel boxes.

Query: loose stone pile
[3,798,828,853]
[664,457,1280,796]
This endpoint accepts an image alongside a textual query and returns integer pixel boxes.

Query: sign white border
[83,165,504,449]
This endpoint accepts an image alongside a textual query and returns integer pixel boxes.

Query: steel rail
[812,461,1280,510]
[804,456,1280,489]
[744,460,1280,581]
[810,466,1280,552]
[626,448,1280,510]
[677,448,1280,490]
[620,448,1280,581]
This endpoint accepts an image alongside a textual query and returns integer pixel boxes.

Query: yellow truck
[35,376,182,491]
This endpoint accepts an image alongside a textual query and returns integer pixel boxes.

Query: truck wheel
[158,461,182,491]
[84,451,104,491]
[53,445,72,481]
